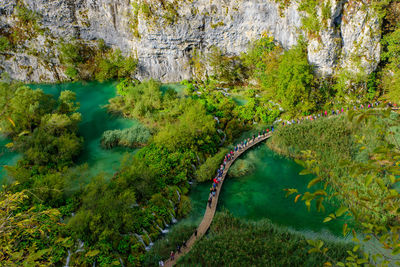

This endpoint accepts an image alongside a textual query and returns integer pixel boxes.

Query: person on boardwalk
[208,196,212,208]
[194,229,197,237]
[170,251,175,261]
[159,260,164,266]
[177,245,181,253]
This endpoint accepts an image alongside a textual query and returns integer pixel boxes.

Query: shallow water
[160,83,186,96]
[0,81,138,182]
[0,136,21,184]
[187,142,346,238]
[231,95,248,106]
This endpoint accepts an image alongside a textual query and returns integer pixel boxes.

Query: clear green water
[0,136,21,184]
[231,95,248,106]
[160,83,186,96]
[0,81,138,181]
[30,81,138,178]
[187,142,346,238]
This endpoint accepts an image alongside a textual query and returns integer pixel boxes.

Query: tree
[381,27,400,102]
[241,34,276,78]
[154,100,218,153]
[274,44,314,115]
[0,82,54,136]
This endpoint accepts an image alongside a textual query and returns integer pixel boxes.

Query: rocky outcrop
[0,0,383,82]
[340,0,381,75]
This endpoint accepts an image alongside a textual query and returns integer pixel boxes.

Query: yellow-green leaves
[343,223,349,237]
[306,239,324,254]
[284,188,298,197]
[335,206,348,217]
[85,250,100,257]
[0,188,65,266]
[307,177,321,188]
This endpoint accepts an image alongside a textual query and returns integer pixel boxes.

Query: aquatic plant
[101,124,151,149]
[228,158,256,178]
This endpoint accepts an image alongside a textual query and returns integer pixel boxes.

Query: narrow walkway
[164,133,272,266]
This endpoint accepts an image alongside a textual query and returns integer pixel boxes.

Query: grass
[267,111,400,224]
[177,211,354,266]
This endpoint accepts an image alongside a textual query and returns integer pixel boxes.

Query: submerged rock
[228,159,256,178]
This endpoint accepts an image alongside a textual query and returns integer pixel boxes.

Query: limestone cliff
[0,0,383,82]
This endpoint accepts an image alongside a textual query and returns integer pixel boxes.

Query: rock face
[0,0,382,82]
[340,0,381,75]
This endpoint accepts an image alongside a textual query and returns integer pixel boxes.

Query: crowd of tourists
[207,127,274,208]
[280,101,397,126]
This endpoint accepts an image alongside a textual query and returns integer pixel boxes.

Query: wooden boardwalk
[164,133,272,266]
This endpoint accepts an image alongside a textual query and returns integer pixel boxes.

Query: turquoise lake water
[186,142,346,239]
[0,81,138,182]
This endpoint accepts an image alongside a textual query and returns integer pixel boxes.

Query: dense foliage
[189,35,331,118]
[0,81,85,265]
[0,189,68,266]
[178,211,353,266]
[381,25,400,102]
[0,81,82,169]
[195,148,228,182]
[63,80,225,265]
[270,112,400,223]
[59,40,137,82]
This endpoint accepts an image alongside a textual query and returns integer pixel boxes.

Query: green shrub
[65,66,79,80]
[59,42,84,66]
[268,113,400,224]
[207,46,248,85]
[298,0,321,33]
[15,5,39,23]
[195,148,228,182]
[0,37,11,52]
[101,124,151,149]
[58,40,137,82]
[95,49,137,82]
